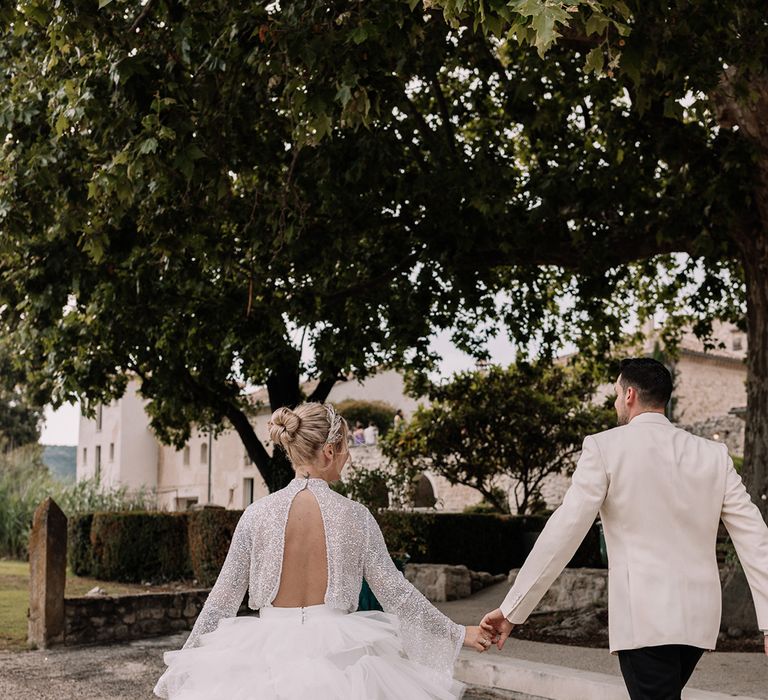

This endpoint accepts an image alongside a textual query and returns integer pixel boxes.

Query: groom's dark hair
[618,358,673,408]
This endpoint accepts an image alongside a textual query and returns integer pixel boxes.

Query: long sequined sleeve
[182,508,253,649]
[363,510,465,676]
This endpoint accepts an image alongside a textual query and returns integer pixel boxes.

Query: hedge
[375,511,604,575]
[68,513,95,576]
[187,508,243,586]
[67,508,604,585]
[89,511,191,583]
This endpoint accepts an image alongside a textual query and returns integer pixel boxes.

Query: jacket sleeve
[363,509,465,677]
[500,435,609,623]
[182,508,253,649]
[720,452,768,631]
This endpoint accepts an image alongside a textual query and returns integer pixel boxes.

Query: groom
[481,358,768,699]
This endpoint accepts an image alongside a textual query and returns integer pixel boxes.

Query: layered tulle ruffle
[154,605,464,700]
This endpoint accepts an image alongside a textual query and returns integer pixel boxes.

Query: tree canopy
[1,1,767,511]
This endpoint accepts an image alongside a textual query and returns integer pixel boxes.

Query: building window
[183,445,190,466]
[95,405,103,432]
[244,478,255,507]
[95,445,101,482]
[244,451,252,466]
[733,336,743,351]
[200,442,208,464]
[176,497,198,511]
[83,447,87,466]
[109,443,115,462]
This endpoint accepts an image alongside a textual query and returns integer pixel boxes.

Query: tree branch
[128,0,159,35]
[430,73,457,158]
[307,370,341,403]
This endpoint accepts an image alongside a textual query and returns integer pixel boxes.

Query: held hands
[463,626,497,653]
[479,608,515,650]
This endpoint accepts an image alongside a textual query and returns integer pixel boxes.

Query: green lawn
[0,560,191,652]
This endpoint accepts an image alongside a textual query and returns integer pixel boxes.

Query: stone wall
[679,414,745,457]
[62,591,250,646]
[346,446,572,513]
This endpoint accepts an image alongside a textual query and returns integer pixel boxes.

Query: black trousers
[618,645,705,700]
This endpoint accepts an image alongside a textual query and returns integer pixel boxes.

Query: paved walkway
[0,582,764,699]
[436,582,768,699]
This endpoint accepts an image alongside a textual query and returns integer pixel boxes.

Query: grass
[0,560,194,652]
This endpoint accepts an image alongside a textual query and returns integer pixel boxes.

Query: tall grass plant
[0,445,155,559]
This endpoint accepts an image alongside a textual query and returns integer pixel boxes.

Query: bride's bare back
[271,489,328,607]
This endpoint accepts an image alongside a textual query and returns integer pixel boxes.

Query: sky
[37,330,518,446]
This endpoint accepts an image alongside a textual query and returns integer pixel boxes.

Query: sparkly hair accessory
[324,404,343,445]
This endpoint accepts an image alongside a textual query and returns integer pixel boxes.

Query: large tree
[0,1,505,491]
[1,0,767,518]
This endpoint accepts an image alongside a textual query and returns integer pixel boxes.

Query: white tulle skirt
[154,604,465,700]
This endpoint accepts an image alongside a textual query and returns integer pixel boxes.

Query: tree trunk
[715,70,768,634]
[225,363,341,493]
[714,68,768,519]
[223,402,282,491]
[736,234,768,521]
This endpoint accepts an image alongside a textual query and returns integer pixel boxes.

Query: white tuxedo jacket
[500,412,768,652]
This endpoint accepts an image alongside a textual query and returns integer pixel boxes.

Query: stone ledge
[454,651,761,700]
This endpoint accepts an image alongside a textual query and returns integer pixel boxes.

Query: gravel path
[0,633,506,700]
[1,582,764,700]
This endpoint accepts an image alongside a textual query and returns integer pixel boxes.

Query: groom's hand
[480,608,514,650]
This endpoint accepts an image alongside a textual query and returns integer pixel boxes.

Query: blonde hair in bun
[268,402,348,468]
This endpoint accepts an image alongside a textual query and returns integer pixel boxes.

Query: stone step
[455,651,761,700]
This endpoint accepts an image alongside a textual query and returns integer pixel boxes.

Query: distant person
[393,409,405,429]
[479,358,768,699]
[352,421,365,445]
[154,402,488,699]
[363,421,379,446]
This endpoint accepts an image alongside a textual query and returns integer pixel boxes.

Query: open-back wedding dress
[154,476,466,699]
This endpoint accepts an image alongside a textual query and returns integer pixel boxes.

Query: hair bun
[268,407,302,446]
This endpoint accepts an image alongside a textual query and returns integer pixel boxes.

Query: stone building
[77,322,748,514]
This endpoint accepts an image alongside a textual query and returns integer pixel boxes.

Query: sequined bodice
[181,478,465,676]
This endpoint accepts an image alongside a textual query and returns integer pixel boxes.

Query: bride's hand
[463,625,495,653]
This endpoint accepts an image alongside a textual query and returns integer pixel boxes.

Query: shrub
[334,399,398,435]
[375,511,603,574]
[0,446,52,559]
[89,511,191,582]
[0,444,156,561]
[188,508,243,586]
[68,513,95,576]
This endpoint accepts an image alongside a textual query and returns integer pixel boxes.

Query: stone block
[183,603,200,618]
[507,568,607,612]
[404,564,472,602]
[28,498,68,649]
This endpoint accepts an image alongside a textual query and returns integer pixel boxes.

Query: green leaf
[54,113,69,136]
[335,85,353,106]
[350,26,368,44]
[585,46,604,74]
[138,138,158,155]
[531,10,557,57]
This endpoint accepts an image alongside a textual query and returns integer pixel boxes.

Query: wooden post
[28,497,68,648]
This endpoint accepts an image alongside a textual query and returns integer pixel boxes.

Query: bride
[154,402,493,699]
